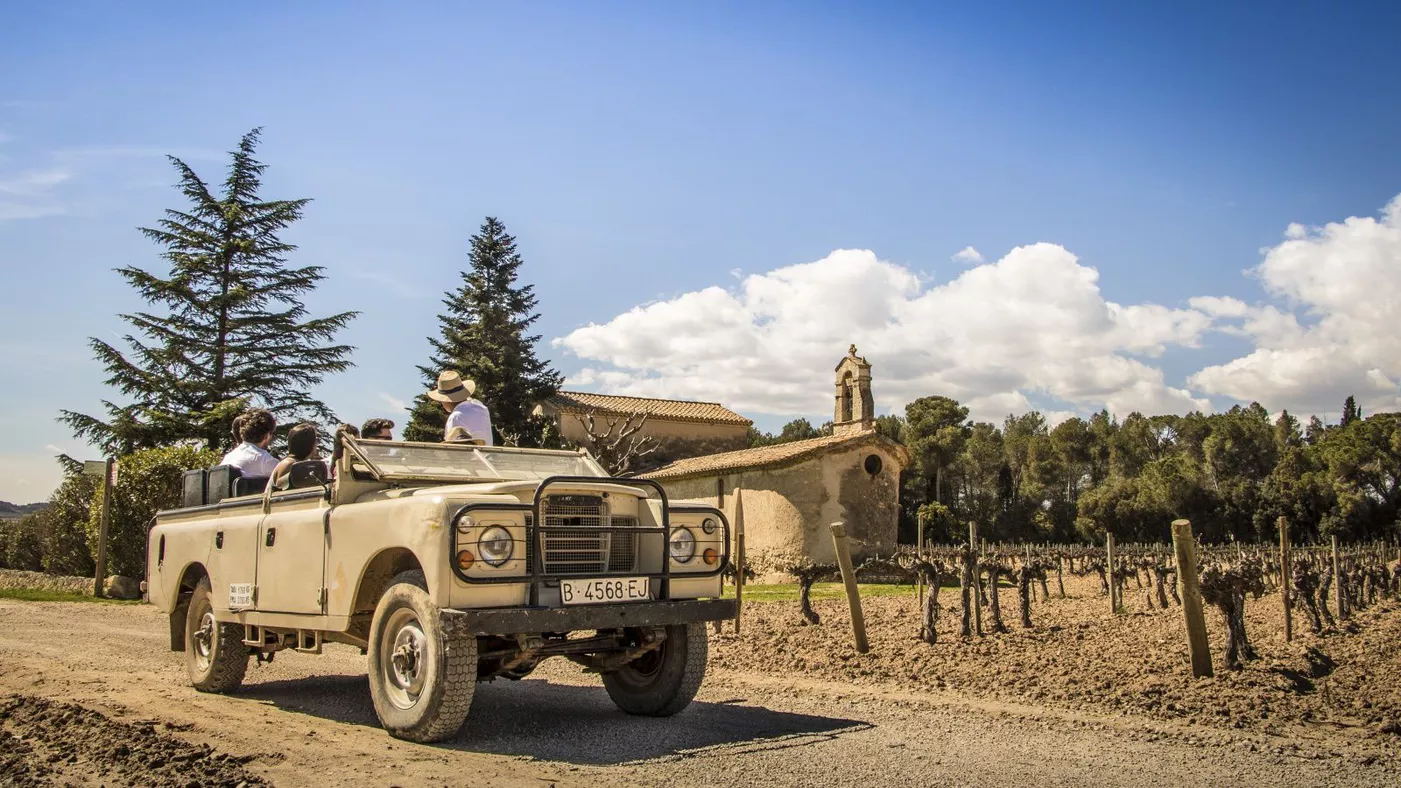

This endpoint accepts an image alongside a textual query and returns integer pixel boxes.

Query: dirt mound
[0,695,267,787]
[715,575,1401,743]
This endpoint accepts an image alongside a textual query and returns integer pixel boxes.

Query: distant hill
[0,501,47,521]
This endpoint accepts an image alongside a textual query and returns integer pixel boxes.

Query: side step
[241,625,322,653]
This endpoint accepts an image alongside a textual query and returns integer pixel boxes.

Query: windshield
[347,439,607,482]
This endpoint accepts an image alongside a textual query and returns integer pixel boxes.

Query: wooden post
[1171,519,1213,678]
[733,489,745,636]
[915,511,926,605]
[1106,532,1117,614]
[1279,516,1292,643]
[830,522,869,653]
[969,521,983,636]
[1331,534,1346,620]
[93,457,115,597]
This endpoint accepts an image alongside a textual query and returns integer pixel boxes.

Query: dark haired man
[361,418,395,441]
[220,408,278,477]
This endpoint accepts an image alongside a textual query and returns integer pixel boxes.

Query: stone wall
[658,440,903,571]
[556,416,750,469]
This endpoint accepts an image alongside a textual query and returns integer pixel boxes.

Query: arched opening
[838,372,854,422]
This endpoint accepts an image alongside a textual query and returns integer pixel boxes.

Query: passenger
[445,426,482,445]
[427,370,493,446]
[271,423,318,488]
[220,408,279,477]
[361,417,395,441]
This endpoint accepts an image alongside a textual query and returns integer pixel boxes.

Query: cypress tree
[403,217,562,444]
[60,128,357,454]
[1341,395,1360,427]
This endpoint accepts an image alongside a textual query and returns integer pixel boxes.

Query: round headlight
[701,517,717,535]
[669,527,696,564]
[477,526,514,567]
[455,514,475,534]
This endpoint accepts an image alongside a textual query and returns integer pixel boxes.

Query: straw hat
[427,370,476,404]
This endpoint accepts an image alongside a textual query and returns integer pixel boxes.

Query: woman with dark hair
[271,422,318,489]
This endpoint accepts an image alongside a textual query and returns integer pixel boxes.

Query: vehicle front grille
[525,494,639,575]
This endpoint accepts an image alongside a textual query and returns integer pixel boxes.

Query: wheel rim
[192,610,215,672]
[380,608,428,710]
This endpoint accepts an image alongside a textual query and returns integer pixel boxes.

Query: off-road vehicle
[146,436,733,741]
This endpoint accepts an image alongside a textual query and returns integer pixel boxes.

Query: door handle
[215,531,224,550]
[265,527,276,547]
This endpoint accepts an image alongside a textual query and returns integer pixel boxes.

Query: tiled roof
[643,431,910,481]
[545,391,752,426]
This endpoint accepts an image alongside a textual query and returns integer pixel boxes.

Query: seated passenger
[361,417,395,441]
[220,408,279,478]
[427,370,493,446]
[271,423,319,489]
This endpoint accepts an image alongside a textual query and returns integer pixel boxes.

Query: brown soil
[0,695,267,787]
[713,575,1401,749]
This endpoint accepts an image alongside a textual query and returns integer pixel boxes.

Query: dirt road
[0,599,1395,787]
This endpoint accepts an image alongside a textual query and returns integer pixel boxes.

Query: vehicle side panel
[255,498,329,614]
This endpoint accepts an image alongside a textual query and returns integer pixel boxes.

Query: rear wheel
[602,623,708,716]
[185,577,249,693]
[367,570,477,742]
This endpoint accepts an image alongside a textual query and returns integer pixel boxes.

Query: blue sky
[3,1,1400,502]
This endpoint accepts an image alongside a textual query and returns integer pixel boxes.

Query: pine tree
[403,217,563,444]
[1341,395,1361,427]
[60,129,357,454]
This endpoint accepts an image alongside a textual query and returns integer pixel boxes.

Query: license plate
[560,577,649,605]
[228,583,254,610]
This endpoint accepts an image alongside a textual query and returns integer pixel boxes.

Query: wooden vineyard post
[1331,534,1346,621]
[1171,519,1213,678]
[1279,516,1292,643]
[969,521,983,636]
[734,489,746,636]
[93,457,115,598]
[1106,532,1118,614]
[830,522,869,653]
[916,511,926,605]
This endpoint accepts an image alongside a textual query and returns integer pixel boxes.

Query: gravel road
[0,599,1395,787]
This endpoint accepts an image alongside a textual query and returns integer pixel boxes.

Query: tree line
[753,395,1399,546]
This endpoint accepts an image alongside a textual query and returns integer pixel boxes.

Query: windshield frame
[342,437,608,483]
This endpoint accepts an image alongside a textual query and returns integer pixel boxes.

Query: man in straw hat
[427,370,494,445]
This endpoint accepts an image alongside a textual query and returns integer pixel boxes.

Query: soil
[0,695,267,787]
[0,575,1397,786]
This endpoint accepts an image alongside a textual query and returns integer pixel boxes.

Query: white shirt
[220,442,280,478]
[445,399,494,445]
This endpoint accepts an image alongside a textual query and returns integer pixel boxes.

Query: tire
[602,622,708,716]
[185,576,249,693]
[367,570,477,742]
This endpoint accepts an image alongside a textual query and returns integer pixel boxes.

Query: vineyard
[719,533,1401,757]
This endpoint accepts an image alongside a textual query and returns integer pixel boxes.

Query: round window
[863,453,883,475]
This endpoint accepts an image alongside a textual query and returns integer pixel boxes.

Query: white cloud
[556,244,1212,422]
[951,246,984,265]
[1189,194,1401,416]
[378,392,408,411]
[0,168,71,195]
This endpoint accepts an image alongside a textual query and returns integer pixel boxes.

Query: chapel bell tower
[833,344,875,436]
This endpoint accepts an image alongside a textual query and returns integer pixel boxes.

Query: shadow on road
[238,672,871,764]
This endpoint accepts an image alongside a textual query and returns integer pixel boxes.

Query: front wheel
[367,571,477,742]
[602,622,708,716]
[185,577,249,693]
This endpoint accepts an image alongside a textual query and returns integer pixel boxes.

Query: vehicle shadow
[238,673,872,764]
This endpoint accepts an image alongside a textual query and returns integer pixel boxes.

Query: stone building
[533,391,752,467]
[645,346,909,567]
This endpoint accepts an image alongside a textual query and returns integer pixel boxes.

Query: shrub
[4,514,45,572]
[88,445,219,578]
[41,472,98,576]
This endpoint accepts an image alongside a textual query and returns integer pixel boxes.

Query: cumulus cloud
[556,244,1212,421]
[1189,194,1401,416]
[951,246,984,265]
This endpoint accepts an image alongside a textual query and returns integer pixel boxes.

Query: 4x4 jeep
[146,436,734,742]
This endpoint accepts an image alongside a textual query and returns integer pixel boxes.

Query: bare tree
[573,411,661,476]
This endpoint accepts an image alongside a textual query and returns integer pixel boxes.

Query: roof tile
[643,431,909,480]
[547,391,752,426]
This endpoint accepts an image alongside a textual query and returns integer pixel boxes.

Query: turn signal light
[457,550,475,570]
[702,548,719,566]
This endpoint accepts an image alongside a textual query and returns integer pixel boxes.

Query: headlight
[701,517,717,535]
[669,527,696,564]
[477,526,514,567]
[455,515,475,534]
